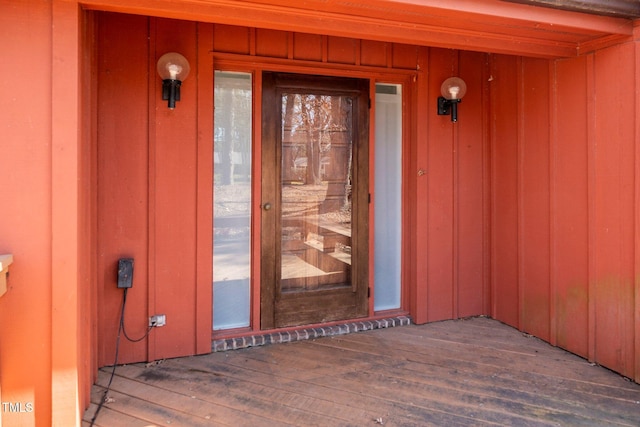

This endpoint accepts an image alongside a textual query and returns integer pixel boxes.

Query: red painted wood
[97,13,151,366]
[293,33,323,62]
[392,44,419,70]
[214,24,251,54]
[361,40,388,67]
[592,43,636,379]
[256,28,289,58]
[635,32,640,385]
[426,48,456,322]
[83,0,633,58]
[196,23,215,355]
[152,18,200,360]
[490,55,520,327]
[90,9,640,383]
[411,47,430,324]
[552,55,590,357]
[327,36,358,64]
[519,57,551,341]
[252,71,264,331]
[456,50,489,318]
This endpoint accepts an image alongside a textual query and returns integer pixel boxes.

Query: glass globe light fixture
[157,52,190,109]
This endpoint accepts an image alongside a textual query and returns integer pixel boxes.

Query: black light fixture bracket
[437,97,462,122]
[162,79,182,109]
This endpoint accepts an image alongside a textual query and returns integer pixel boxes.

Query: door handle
[263,202,272,211]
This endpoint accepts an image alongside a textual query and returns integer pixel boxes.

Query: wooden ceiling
[502,0,640,19]
[83,0,636,58]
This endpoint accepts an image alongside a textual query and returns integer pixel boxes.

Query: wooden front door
[261,72,369,329]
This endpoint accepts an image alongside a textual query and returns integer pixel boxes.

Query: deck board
[84,317,640,426]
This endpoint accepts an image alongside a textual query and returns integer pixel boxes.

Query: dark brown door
[261,72,369,329]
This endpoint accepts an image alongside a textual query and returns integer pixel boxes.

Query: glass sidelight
[374,83,402,311]
[213,71,252,330]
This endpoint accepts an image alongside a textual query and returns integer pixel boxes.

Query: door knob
[263,203,272,211]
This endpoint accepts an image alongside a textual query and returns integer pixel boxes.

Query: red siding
[97,13,151,365]
[457,50,490,317]
[152,18,202,360]
[592,43,636,378]
[1,3,639,426]
[490,55,520,327]
[519,57,551,341]
[0,3,54,424]
[489,41,639,381]
[553,56,589,356]
[93,14,640,385]
[425,48,456,321]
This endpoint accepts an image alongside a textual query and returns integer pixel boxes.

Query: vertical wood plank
[411,47,429,324]
[548,59,557,348]
[519,57,551,341]
[252,71,263,331]
[196,23,214,354]
[147,17,158,363]
[586,52,597,363]
[426,48,455,322]
[369,79,376,316]
[490,54,519,327]
[51,1,82,424]
[553,55,589,357]
[152,18,199,359]
[592,43,636,379]
[635,31,640,384]
[97,13,150,365]
[457,50,488,317]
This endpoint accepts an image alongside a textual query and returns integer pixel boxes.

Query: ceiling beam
[81,0,634,58]
[501,0,640,19]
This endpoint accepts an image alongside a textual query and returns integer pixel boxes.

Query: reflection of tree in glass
[214,83,252,185]
[284,94,348,185]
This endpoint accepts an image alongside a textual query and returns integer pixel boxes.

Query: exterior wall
[416,48,490,322]
[490,38,640,381]
[95,14,491,365]
[0,1,93,426]
[0,1,638,425]
[97,14,213,367]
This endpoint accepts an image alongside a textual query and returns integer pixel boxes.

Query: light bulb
[157,52,190,81]
[440,77,467,100]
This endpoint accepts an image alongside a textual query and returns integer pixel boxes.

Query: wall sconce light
[156,52,190,109]
[437,77,467,122]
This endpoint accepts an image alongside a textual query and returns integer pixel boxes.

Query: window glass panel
[374,83,402,311]
[213,71,252,330]
[280,93,353,293]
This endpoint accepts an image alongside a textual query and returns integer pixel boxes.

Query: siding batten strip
[51,1,81,425]
[586,53,597,363]
[634,30,640,383]
[549,59,558,347]
[516,56,524,331]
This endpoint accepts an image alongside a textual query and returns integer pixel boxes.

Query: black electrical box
[117,258,134,289]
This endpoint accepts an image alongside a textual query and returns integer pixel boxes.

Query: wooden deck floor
[83,317,640,426]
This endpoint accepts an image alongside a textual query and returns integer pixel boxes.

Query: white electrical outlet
[149,314,166,327]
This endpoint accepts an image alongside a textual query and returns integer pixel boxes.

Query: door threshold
[212,315,411,352]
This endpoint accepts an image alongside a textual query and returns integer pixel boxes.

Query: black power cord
[90,288,154,426]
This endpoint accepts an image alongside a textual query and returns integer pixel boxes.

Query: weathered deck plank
[84,318,640,426]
